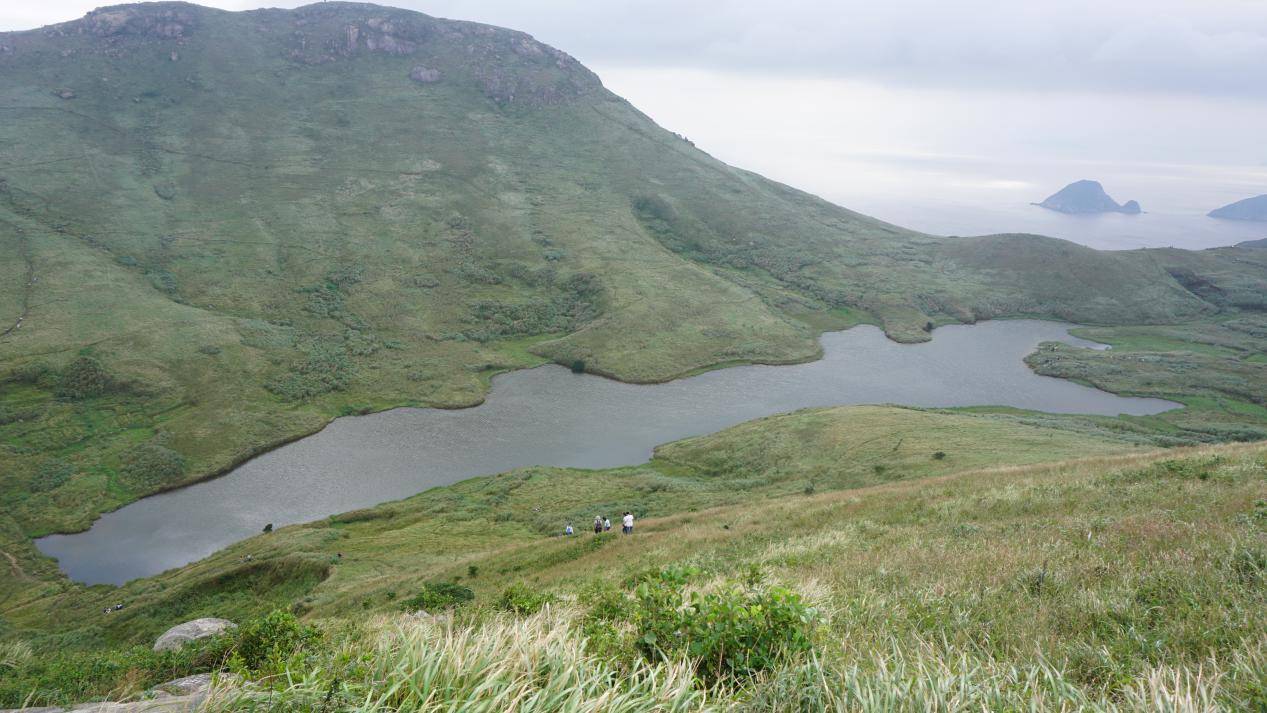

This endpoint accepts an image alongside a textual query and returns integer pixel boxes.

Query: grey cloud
[5,0,1267,97]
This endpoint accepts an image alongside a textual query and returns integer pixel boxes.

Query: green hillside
[2,3,1267,707]
[1,1,1265,557]
[2,407,1263,709]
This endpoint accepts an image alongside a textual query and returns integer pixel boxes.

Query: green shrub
[227,610,320,677]
[600,567,821,688]
[401,582,474,612]
[0,637,231,708]
[118,443,186,490]
[30,459,74,493]
[498,582,555,615]
[55,356,114,399]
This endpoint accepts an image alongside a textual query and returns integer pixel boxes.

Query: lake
[37,320,1179,585]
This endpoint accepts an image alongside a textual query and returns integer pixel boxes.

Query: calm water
[38,320,1178,585]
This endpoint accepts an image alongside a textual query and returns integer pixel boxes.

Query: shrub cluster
[117,443,186,490]
[55,356,115,400]
[226,610,321,677]
[581,566,818,687]
[462,272,602,342]
[401,582,474,612]
[498,582,555,615]
[29,458,74,493]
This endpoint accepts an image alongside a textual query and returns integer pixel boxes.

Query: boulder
[151,673,216,696]
[152,618,235,652]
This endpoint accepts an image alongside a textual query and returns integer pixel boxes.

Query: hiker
[603,516,612,532]
[565,522,574,536]
[593,516,603,534]
[622,511,634,535]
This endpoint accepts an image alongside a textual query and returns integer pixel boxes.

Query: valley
[0,2,1265,710]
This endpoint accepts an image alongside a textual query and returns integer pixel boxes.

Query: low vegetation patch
[401,581,474,612]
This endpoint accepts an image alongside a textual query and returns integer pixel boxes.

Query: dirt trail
[0,227,34,340]
[0,548,31,581]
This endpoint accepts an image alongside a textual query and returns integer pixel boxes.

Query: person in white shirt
[603,517,611,532]
[621,511,634,535]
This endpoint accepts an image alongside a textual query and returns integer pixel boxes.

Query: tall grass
[211,608,709,712]
[738,637,1267,712]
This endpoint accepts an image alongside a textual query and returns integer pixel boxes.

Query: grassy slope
[4,410,1266,709]
[1,0,1265,571]
[2,405,1149,649]
[1027,314,1267,443]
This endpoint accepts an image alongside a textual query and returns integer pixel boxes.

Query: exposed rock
[54,88,75,99]
[153,617,235,652]
[409,66,440,84]
[152,673,220,696]
[342,24,359,54]
[82,6,196,39]
[366,33,415,55]
[1034,180,1141,215]
[1210,194,1267,222]
[0,672,234,712]
[153,182,176,200]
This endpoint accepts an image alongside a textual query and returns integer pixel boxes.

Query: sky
[5,0,1267,238]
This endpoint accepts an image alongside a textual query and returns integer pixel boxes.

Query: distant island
[1034,180,1141,215]
[1209,194,1267,222]
[1236,238,1267,249]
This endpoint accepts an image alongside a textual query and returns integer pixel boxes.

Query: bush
[30,459,74,493]
[628,567,817,686]
[402,582,474,612]
[932,451,947,460]
[498,582,555,615]
[227,610,320,677]
[55,356,114,399]
[118,443,186,490]
[0,637,231,708]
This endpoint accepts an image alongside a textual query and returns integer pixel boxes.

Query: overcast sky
[5,1,1266,228]
[7,0,1267,97]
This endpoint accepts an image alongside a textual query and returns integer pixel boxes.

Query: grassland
[1,3,1267,707]
[2,407,1263,709]
[1027,315,1267,444]
[1,0,1266,586]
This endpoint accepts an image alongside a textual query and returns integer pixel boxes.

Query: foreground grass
[219,441,1267,710]
[3,429,1264,709]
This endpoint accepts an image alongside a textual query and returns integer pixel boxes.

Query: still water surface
[38,321,1178,585]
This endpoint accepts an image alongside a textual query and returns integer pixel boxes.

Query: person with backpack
[564,522,573,536]
[593,516,603,534]
[621,511,634,535]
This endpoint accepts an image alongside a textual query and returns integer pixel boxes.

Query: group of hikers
[565,511,634,536]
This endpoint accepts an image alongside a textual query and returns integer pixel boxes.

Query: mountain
[1034,180,1141,214]
[1210,194,1267,221]
[1237,238,1267,248]
[0,1,1265,594]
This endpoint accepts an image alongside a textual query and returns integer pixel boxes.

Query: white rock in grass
[152,618,235,652]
